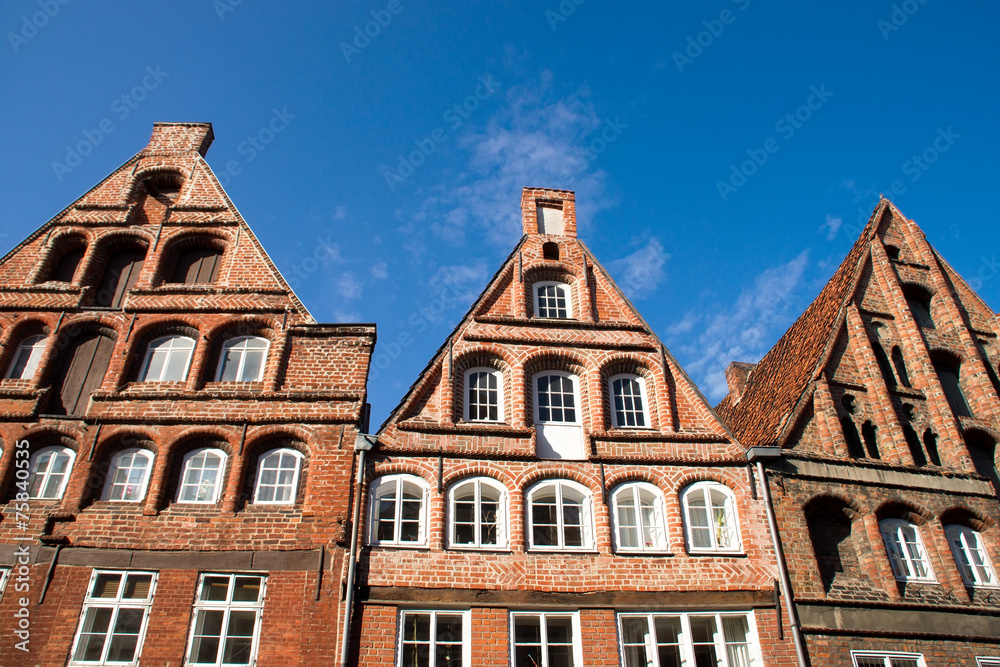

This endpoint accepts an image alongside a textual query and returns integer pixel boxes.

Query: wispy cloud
[331,205,348,221]
[608,237,669,301]
[371,261,388,279]
[819,213,842,241]
[666,250,811,401]
[428,260,490,305]
[336,271,363,300]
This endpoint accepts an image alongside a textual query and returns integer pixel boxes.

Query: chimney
[142,122,215,157]
[725,362,756,404]
[520,187,577,238]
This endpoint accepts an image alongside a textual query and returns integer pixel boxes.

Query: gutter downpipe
[340,433,375,667]
[747,446,809,667]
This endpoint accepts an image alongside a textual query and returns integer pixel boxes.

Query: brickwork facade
[0,124,375,666]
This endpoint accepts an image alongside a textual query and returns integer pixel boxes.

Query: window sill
[446,546,512,553]
[893,577,938,584]
[527,548,599,554]
[686,550,746,557]
[368,543,430,550]
[614,550,674,557]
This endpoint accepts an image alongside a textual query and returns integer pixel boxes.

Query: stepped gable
[0,122,312,320]
[379,186,737,459]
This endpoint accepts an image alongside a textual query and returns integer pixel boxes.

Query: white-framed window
[618,612,761,667]
[464,368,503,422]
[252,448,303,504]
[612,482,668,553]
[526,479,593,551]
[977,658,1000,667]
[0,567,9,600]
[945,524,998,588]
[533,281,572,319]
[68,570,157,666]
[185,573,266,667]
[534,371,584,460]
[397,609,471,667]
[879,519,935,582]
[609,374,649,428]
[102,449,154,502]
[369,474,429,547]
[27,445,76,500]
[178,448,228,504]
[5,334,47,380]
[851,651,926,667]
[511,612,581,667]
[216,336,269,382]
[682,482,741,553]
[138,335,195,382]
[448,477,507,549]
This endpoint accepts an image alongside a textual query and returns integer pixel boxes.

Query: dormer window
[534,282,571,319]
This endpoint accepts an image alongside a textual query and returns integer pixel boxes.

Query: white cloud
[336,271,363,300]
[371,261,388,279]
[331,205,348,221]
[333,308,360,322]
[608,238,668,301]
[819,213,842,241]
[427,260,490,305]
[667,250,811,401]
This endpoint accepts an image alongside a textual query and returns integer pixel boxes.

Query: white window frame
[215,336,269,382]
[682,482,742,554]
[526,479,594,551]
[463,367,503,423]
[608,374,650,429]
[977,658,1000,667]
[510,611,582,667]
[68,569,158,666]
[27,445,76,500]
[0,567,9,600]
[879,518,936,583]
[252,448,303,505]
[5,334,47,380]
[102,449,154,503]
[851,651,927,667]
[617,611,762,667]
[533,281,572,319]
[945,524,999,588]
[447,477,508,550]
[138,335,196,382]
[396,609,471,667]
[177,448,228,504]
[611,482,669,553]
[533,371,581,426]
[369,474,430,547]
[185,573,266,667]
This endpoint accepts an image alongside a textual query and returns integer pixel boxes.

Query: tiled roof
[716,201,887,447]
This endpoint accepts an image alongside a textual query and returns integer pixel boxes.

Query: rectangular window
[511,612,581,667]
[618,612,760,667]
[397,610,470,667]
[186,573,266,666]
[69,570,157,666]
[852,652,926,667]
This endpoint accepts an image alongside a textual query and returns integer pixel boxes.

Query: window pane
[240,349,265,382]
[201,576,230,601]
[192,610,224,663]
[654,616,684,667]
[74,607,113,661]
[93,573,122,598]
[123,574,153,600]
[233,577,262,602]
[219,348,241,382]
[222,610,257,664]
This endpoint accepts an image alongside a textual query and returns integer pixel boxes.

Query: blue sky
[2,0,998,426]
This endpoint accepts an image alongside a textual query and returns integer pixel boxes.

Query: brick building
[717,200,1000,666]
[0,123,375,666]
[349,188,800,666]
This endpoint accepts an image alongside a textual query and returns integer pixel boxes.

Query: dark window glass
[51,248,85,283]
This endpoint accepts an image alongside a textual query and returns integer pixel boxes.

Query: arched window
[879,518,934,582]
[216,336,269,382]
[533,371,584,460]
[102,449,154,502]
[933,354,972,418]
[448,477,507,549]
[5,334,46,380]
[139,335,195,382]
[966,431,998,489]
[94,248,146,309]
[904,286,934,329]
[891,346,911,388]
[178,448,228,503]
[252,448,303,504]
[50,333,115,416]
[526,479,593,551]
[611,482,668,552]
[609,374,649,428]
[170,246,223,284]
[682,482,741,553]
[533,281,572,319]
[368,474,428,547]
[27,446,75,499]
[464,368,502,422]
[49,247,85,284]
[945,524,998,588]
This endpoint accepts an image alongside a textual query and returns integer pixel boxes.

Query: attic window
[536,203,564,235]
[884,245,901,260]
[542,242,559,261]
[903,286,934,329]
[142,173,184,204]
